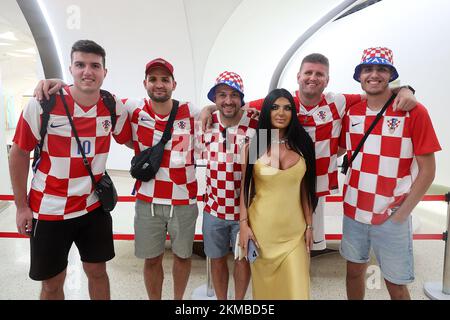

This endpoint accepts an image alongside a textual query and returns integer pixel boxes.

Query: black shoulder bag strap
[59,89,97,186]
[343,93,397,173]
[160,99,180,144]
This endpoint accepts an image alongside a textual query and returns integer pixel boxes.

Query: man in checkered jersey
[201,54,416,252]
[33,59,199,299]
[340,47,440,300]
[123,58,199,300]
[197,71,257,299]
[9,40,132,299]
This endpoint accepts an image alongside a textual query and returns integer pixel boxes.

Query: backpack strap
[32,94,56,172]
[100,89,117,132]
[38,94,56,141]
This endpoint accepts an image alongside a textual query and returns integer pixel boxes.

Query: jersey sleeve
[248,98,264,111]
[187,101,206,162]
[339,113,349,149]
[12,98,42,152]
[188,102,202,120]
[112,97,132,144]
[343,94,363,112]
[193,120,206,163]
[409,104,441,155]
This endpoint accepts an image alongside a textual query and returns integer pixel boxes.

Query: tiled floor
[0,171,448,300]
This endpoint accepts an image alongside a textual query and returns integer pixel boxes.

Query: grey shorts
[340,214,414,285]
[134,200,198,259]
[202,212,240,259]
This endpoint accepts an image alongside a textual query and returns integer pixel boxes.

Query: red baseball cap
[145,58,174,77]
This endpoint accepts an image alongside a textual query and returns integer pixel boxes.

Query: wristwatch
[399,85,416,95]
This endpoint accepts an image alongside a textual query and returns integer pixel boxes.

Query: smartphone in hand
[247,239,259,263]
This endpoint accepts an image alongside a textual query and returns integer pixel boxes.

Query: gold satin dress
[248,158,310,300]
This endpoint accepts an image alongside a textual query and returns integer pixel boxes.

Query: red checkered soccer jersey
[125,98,198,205]
[249,91,361,196]
[198,111,257,221]
[340,101,441,225]
[13,86,132,220]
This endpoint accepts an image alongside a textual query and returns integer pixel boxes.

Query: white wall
[200,0,343,106]
[279,0,450,187]
[0,69,12,195]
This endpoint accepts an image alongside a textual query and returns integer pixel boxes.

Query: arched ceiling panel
[201,0,346,106]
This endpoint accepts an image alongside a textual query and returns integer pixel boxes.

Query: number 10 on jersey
[77,140,92,155]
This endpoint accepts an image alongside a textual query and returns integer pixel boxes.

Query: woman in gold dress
[239,88,317,299]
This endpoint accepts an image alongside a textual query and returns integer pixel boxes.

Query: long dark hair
[243,88,318,211]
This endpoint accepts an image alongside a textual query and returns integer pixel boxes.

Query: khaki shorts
[134,200,198,259]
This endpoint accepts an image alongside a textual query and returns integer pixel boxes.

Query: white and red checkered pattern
[125,98,198,205]
[250,91,361,197]
[13,86,131,221]
[215,71,244,92]
[341,101,441,225]
[197,111,257,221]
[361,47,394,64]
[208,71,245,106]
[354,47,398,82]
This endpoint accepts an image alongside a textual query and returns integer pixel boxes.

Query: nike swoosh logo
[50,123,67,128]
[351,122,362,127]
[313,240,324,244]
[140,117,152,122]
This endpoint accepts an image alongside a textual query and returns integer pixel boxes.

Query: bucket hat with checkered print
[353,47,399,82]
[207,71,245,106]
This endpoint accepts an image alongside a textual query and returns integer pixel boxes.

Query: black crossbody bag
[341,93,397,175]
[60,89,118,212]
[130,100,179,182]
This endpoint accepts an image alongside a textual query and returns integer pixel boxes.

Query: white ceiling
[0,0,42,95]
[31,0,346,106]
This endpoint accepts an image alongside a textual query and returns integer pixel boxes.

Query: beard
[221,106,240,119]
[148,91,171,103]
